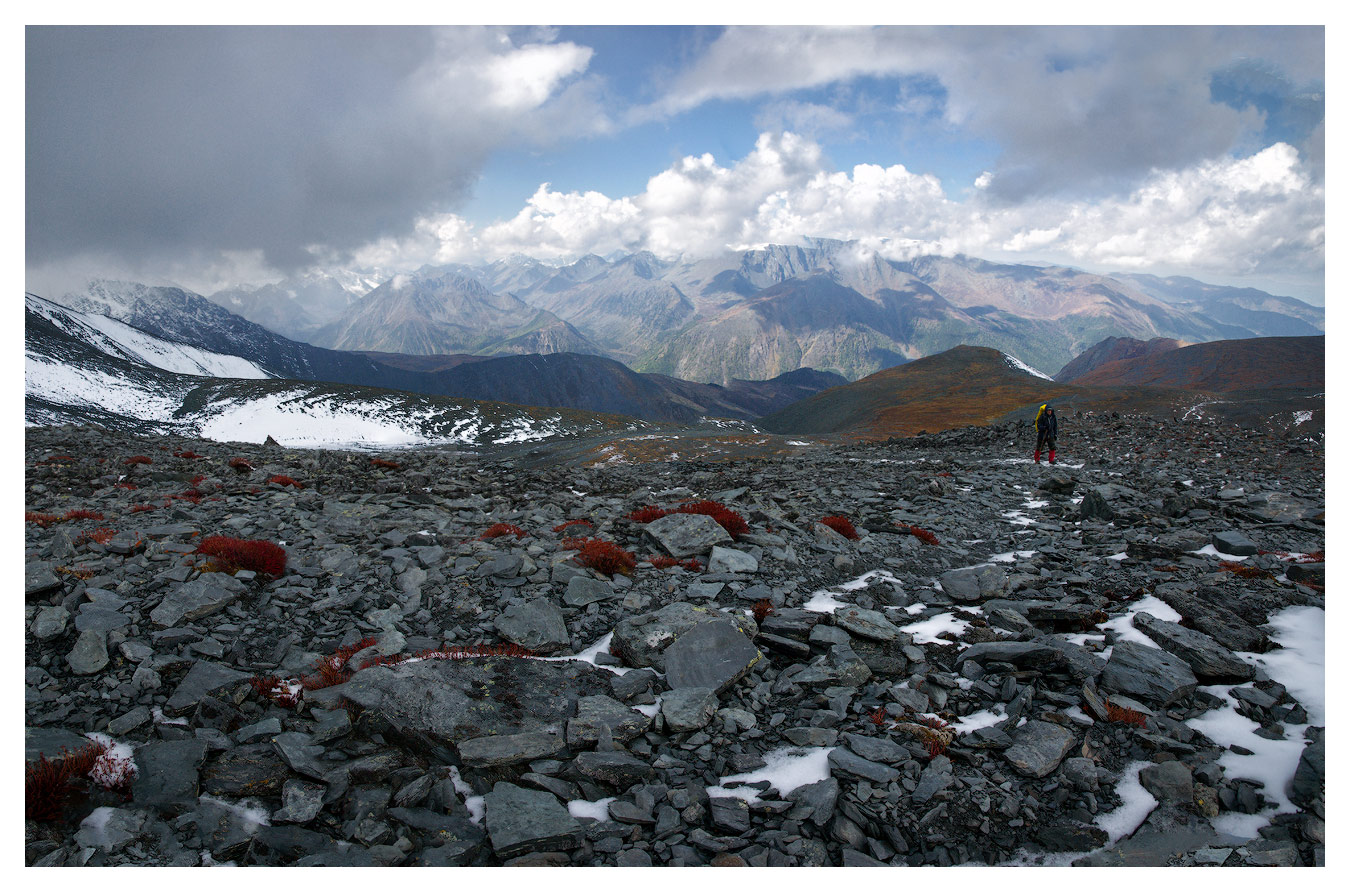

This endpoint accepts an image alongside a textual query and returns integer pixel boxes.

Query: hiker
[1033,403,1058,464]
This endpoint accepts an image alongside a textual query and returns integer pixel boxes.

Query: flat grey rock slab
[272,731,330,781]
[25,561,62,598]
[707,546,758,574]
[272,779,328,824]
[832,606,901,642]
[339,656,612,750]
[912,754,954,804]
[660,687,718,732]
[842,732,910,764]
[494,599,569,654]
[1100,640,1198,705]
[1212,530,1258,556]
[956,640,1063,669]
[566,694,651,746]
[75,605,130,633]
[643,513,732,558]
[131,739,208,808]
[150,578,244,628]
[459,731,566,768]
[563,575,615,607]
[663,618,761,694]
[1139,760,1194,804]
[1152,588,1269,653]
[1132,612,1253,682]
[164,660,252,717]
[484,783,584,859]
[25,726,91,762]
[786,776,839,825]
[939,564,1008,602]
[610,602,756,671]
[1004,720,1078,778]
[30,605,70,640]
[827,747,899,783]
[67,629,109,675]
[572,750,654,787]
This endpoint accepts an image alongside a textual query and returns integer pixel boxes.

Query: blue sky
[26,24,1327,303]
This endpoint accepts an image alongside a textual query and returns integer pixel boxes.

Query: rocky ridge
[24,415,1324,867]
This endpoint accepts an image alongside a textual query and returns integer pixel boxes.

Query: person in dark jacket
[1033,403,1057,464]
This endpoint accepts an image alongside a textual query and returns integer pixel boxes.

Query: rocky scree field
[24,415,1324,867]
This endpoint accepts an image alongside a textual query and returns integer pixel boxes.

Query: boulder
[643,513,732,558]
[483,783,583,859]
[610,602,756,671]
[707,546,759,575]
[494,599,570,654]
[1212,530,1258,556]
[1004,720,1078,778]
[939,564,1008,602]
[566,694,652,746]
[832,606,902,642]
[663,618,762,694]
[660,687,719,732]
[459,732,567,768]
[1132,612,1254,682]
[1100,640,1198,705]
[150,577,246,628]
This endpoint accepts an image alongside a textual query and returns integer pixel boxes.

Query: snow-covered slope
[25,294,644,450]
[27,294,271,379]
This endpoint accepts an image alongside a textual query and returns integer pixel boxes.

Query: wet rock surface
[23,417,1324,866]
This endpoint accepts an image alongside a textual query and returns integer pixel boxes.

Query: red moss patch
[821,515,860,540]
[627,505,669,524]
[370,458,401,470]
[899,524,940,546]
[674,500,748,539]
[565,537,637,577]
[752,599,775,623]
[480,523,527,540]
[124,455,153,465]
[268,475,304,489]
[1104,701,1148,728]
[25,742,109,822]
[197,536,288,578]
[646,556,679,569]
[63,509,105,522]
[26,511,60,528]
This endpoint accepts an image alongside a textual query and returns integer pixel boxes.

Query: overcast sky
[26,23,1326,302]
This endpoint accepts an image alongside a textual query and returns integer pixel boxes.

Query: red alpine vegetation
[566,537,637,577]
[63,509,105,521]
[681,558,703,572]
[480,523,527,540]
[302,637,378,690]
[869,705,889,727]
[268,474,304,489]
[25,742,109,822]
[899,524,940,546]
[173,450,204,459]
[1104,701,1148,728]
[674,500,748,539]
[821,515,860,540]
[115,482,137,490]
[81,528,117,545]
[190,474,207,485]
[228,457,254,473]
[553,519,594,533]
[370,458,401,470]
[627,505,668,524]
[124,455,153,465]
[26,511,60,527]
[646,556,679,569]
[752,599,775,623]
[197,535,288,578]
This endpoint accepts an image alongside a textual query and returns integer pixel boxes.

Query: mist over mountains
[197,239,1322,384]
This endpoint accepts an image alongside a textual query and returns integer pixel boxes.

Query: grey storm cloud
[26,26,599,273]
[654,25,1324,203]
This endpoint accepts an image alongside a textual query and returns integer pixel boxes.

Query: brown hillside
[1073,336,1323,390]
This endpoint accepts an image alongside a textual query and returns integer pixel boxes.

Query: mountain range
[197,239,1322,385]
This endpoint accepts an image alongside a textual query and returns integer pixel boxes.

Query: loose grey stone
[663,618,761,694]
[842,732,910,764]
[1139,760,1194,804]
[75,605,130,633]
[564,575,615,607]
[459,731,567,768]
[707,546,758,574]
[832,606,902,642]
[483,783,583,858]
[164,661,251,717]
[911,754,954,804]
[1132,612,1254,682]
[644,513,733,558]
[1212,530,1258,556]
[25,561,62,598]
[786,776,839,825]
[67,629,109,675]
[1004,720,1078,778]
[131,739,208,808]
[1100,640,1198,705]
[661,687,719,732]
[567,694,651,746]
[827,747,900,783]
[494,599,570,654]
[31,605,70,641]
[573,750,654,787]
[150,577,244,628]
[272,779,327,824]
[938,564,1008,602]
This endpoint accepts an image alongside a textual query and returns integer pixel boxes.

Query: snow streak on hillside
[1002,352,1053,380]
[27,294,271,379]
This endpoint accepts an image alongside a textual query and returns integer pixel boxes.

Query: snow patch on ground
[987,549,1037,563]
[538,631,634,676]
[1095,761,1158,842]
[1101,595,1183,648]
[901,611,970,644]
[706,747,835,804]
[1292,410,1313,425]
[951,706,1006,734]
[568,797,616,821]
[1191,544,1250,561]
[26,354,182,420]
